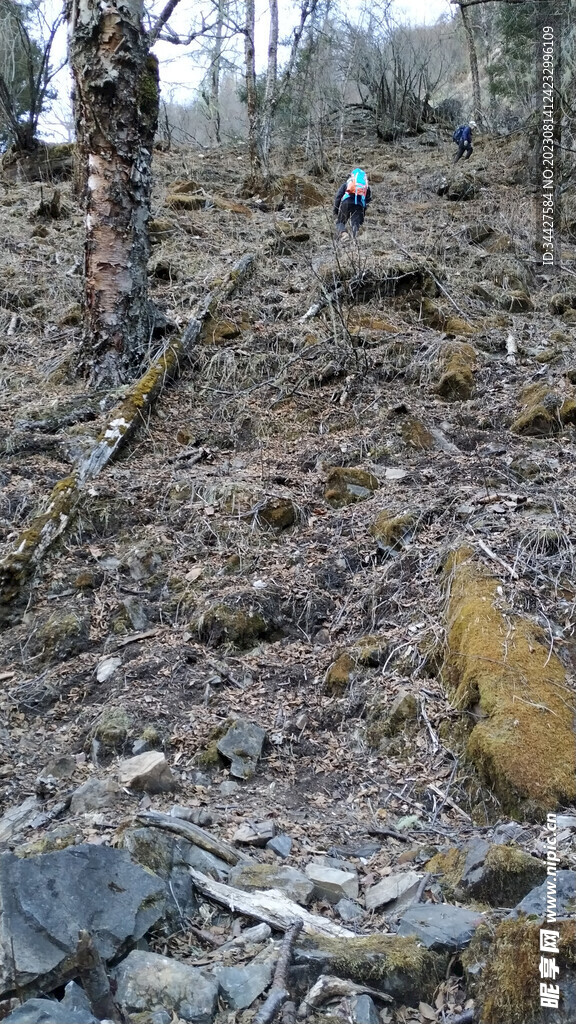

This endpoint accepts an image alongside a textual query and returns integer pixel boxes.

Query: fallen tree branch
[76,930,122,1023]
[136,809,249,866]
[0,255,254,621]
[188,868,356,938]
[253,920,303,1024]
[297,975,393,1019]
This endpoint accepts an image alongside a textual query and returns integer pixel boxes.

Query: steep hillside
[0,130,575,1024]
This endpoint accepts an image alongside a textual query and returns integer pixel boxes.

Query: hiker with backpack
[453,122,476,163]
[333,168,371,240]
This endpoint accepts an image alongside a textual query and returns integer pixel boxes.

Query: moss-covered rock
[149,218,176,242]
[324,653,357,695]
[511,384,560,436]
[464,918,576,1024]
[257,497,298,530]
[277,174,325,207]
[204,316,242,344]
[29,607,90,664]
[304,934,446,1004]
[401,417,434,449]
[437,342,476,401]
[501,290,533,313]
[92,707,132,751]
[549,292,576,316]
[350,634,388,666]
[421,299,476,336]
[428,842,546,906]
[370,510,416,550]
[325,467,379,508]
[166,193,206,211]
[195,603,270,648]
[58,304,82,327]
[443,549,576,817]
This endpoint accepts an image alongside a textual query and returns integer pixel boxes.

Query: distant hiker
[453,122,476,164]
[334,168,372,240]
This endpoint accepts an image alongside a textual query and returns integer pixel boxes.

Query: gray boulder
[0,845,165,997]
[512,870,576,918]
[397,904,484,951]
[4,981,97,1023]
[213,963,273,1009]
[113,950,219,1023]
[217,720,266,779]
[349,994,380,1024]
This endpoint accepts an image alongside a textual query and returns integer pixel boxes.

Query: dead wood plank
[188,868,356,938]
[0,255,254,620]
[136,810,249,866]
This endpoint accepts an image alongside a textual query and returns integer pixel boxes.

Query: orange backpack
[345,168,368,203]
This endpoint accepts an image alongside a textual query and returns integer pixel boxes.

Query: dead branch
[136,809,249,866]
[75,930,122,1023]
[188,868,356,938]
[297,975,393,1019]
[253,920,303,1024]
[0,255,254,620]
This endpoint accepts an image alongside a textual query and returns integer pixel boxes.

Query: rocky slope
[0,128,575,1024]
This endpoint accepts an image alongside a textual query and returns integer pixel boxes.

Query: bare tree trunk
[67,0,159,387]
[208,0,226,145]
[244,0,259,178]
[260,0,279,177]
[458,2,483,127]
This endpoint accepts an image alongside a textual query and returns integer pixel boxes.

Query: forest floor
[0,128,575,1023]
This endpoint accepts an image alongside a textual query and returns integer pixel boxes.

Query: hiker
[453,122,476,163]
[333,168,371,240]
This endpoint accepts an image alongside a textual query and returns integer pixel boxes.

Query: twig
[427,783,472,822]
[414,872,431,904]
[75,930,122,1023]
[476,538,518,579]
[419,700,439,753]
[253,920,303,1024]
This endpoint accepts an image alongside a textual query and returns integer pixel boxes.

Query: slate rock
[217,719,266,779]
[335,898,364,923]
[123,827,212,925]
[70,777,122,813]
[511,870,576,918]
[234,820,276,846]
[349,994,380,1024]
[267,834,292,858]
[113,950,219,1023]
[305,863,359,903]
[365,870,423,911]
[213,963,273,1009]
[0,845,165,996]
[118,751,175,793]
[397,903,484,951]
[3,982,98,1023]
[229,863,314,905]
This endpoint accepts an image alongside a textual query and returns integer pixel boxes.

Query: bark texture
[67,0,159,386]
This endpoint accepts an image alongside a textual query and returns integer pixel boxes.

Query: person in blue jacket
[333,168,372,240]
[453,121,476,164]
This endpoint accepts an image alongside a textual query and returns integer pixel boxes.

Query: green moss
[138,54,159,122]
[196,720,232,766]
[257,498,297,530]
[511,384,559,436]
[426,846,467,900]
[91,707,132,751]
[195,603,269,648]
[443,550,576,816]
[310,934,444,1003]
[325,467,379,508]
[468,918,576,1024]
[350,634,387,666]
[437,342,476,401]
[324,652,356,694]
[371,510,416,549]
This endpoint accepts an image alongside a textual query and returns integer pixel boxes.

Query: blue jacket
[461,126,472,144]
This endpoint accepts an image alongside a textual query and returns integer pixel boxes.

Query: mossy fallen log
[0,256,254,623]
[443,548,576,818]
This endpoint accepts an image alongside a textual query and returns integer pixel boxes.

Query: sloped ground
[0,130,575,1022]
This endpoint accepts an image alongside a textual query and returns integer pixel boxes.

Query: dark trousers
[454,141,473,163]
[336,197,365,237]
